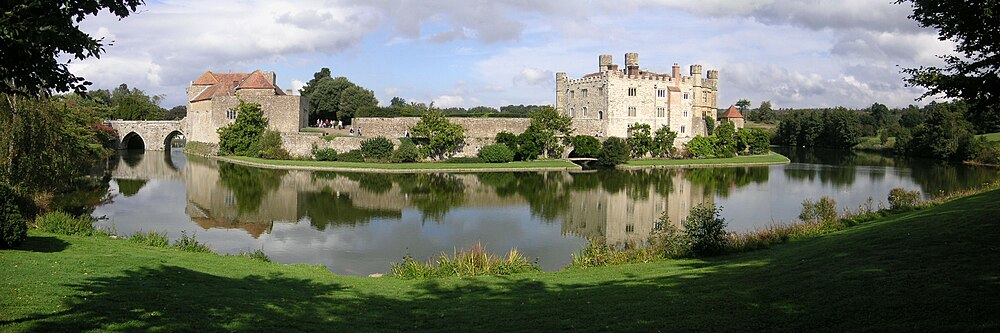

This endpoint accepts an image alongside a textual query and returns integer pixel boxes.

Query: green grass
[624,152,790,167]
[978,132,1000,142]
[299,127,326,133]
[2,189,999,331]
[227,156,581,170]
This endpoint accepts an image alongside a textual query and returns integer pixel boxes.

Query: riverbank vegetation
[226,156,580,171]
[3,185,999,331]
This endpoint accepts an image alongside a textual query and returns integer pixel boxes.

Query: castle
[185,69,307,144]
[556,53,719,145]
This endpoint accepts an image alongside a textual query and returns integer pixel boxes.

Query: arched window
[598,111,604,120]
[583,107,588,117]
[571,107,576,117]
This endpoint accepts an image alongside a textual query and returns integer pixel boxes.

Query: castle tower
[555,72,568,113]
[599,54,613,73]
[625,52,639,76]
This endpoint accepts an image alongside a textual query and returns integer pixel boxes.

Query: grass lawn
[624,152,790,167]
[979,132,1000,142]
[3,188,997,331]
[227,156,581,170]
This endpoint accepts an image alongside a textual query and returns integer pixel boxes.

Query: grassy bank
[224,156,581,172]
[3,188,998,331]
[979,132,1000,142]
[622,152,790,168]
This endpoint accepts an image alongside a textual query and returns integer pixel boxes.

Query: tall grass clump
[888,188,922,211]
[172,231,212,253]
[237,249,271,262]
[571,237,657,268]
[128,230,170,248]
[390,243,539,279]
[35,211,95,236]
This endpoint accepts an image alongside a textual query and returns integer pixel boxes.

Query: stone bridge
[108,120,188,151]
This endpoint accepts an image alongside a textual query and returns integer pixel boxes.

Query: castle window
[582,89,588,97]
[226,109,237,120]
[571,108,576,117]
[599,111,604,120]
[683,111,689,117]
[703,93,708,102]
[683,92,689,99]
[680,126,686,134]
[626,224,635,234]
[657,89,666,98]
[628,107,637,117]
[583,107,588,116]
[657,107,665,117]
[628,87,637,97]
[570,90,575,99]
[599,86,605,95]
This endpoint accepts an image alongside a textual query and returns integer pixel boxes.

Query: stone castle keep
[556,52,718,144]
[186,69,308,144]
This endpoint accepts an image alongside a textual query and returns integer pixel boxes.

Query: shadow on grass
[14,236,69,253]
[9,190,1000,332]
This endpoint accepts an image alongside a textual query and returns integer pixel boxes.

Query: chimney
[263,71,276,85]
[599,54,613,72]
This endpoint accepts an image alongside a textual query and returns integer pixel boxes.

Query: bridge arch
[121,132,146,150]
[164,130,185,150]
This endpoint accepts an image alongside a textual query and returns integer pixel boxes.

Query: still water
[92,148,996,275]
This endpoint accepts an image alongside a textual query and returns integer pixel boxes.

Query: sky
[67,0,955,110]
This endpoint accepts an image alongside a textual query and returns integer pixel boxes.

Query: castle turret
[599,54,613,73]
[625,52,639,76]
[690,64,704,87]
[555,72,568,113]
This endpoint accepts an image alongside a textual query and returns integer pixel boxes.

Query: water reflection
[93,149,996,275]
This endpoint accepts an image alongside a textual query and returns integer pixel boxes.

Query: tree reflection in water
[300,189,401,230]
[217,162,286,214]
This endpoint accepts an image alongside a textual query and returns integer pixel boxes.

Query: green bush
[478,144,514,163]
[685,136,719,158]
[597,137,630,167]
[249,130,290,160]
[683,203,729,256]
[360,136,394,161]
[888,188,922,210]
[128,230,169,247]
[217,101,268,156]
[336,149,364,162]
[650,216,691,259]
[443,156,485,163]
[569,135,601,158]
[172,231,212,253]
[391,138,421,163]
[799,197,839,224]
[35,211,94,236]
[0,187,27,248]
[313,148,338,161]
[738,128,772,155]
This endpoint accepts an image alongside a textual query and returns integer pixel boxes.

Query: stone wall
[108,120,187,151]
[351,117,531,139]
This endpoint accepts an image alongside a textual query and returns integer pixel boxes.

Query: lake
[91,148,997,275]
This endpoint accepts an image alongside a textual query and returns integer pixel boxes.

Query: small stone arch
[121,132,146,150]
[163,130,186,150]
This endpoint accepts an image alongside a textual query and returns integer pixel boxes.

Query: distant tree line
[56,83,184,121]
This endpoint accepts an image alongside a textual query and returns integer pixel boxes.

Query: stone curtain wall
[351,117,532,138]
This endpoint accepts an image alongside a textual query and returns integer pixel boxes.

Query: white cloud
[433,95,465,108]
[514,67,553,86]
[290,80,306,95]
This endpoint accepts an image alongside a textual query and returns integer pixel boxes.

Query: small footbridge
[107,120,188,151]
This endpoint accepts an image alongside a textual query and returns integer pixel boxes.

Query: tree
[569,135,601,158]
[410,111,465,159]
[299,68,357,123]
[217,101,268,156]
[627,123,653,157]
[868,102,891,128]
[651,125,678,158]
[897,0,1000,133]
[390,97,407,107]
[736,99,751,114]
[903,102,976,160]
[750,101,777,123]
[108,83,165,120]
[597,137,630,167]
[704,116,715,136]
[518,106,574,159]
[1,0,144,97]
[337,85,378,122]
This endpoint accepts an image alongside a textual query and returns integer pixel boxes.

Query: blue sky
[69,0,953,109]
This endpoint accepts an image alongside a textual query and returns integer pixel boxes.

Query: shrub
[0,188,27,248]
[738,128,772,155]
[128,230,169,247]
[799,197,839,224]
[249,130,290,160]
[650,215,691,259]
[172,231,212,253]
[217,101,267,156]
[683,203,729,256]
[888,188,922,210]
[597,137,630,167]
[478,144,514,163]
[410,111,466,159]
[391,138,421,163]
[360,136,394,161]
[685,136,718,158]
[390,243,539,278]
[35,211,94,236]
[336,149,364,162]
[571,237,657,268]
[313,148,338,161]
[443,156,485,163]
[570,135,601,158]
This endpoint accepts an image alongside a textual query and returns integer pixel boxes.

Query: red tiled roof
[239,70,275,89]
[188,70,287,102]
[720,105,743,119]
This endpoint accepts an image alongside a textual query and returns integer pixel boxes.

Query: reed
[390,242,539,279]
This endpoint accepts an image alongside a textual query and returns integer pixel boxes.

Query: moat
[92,148,997,276]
